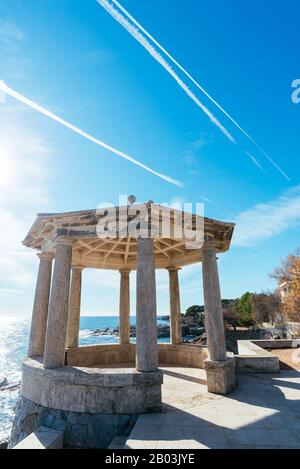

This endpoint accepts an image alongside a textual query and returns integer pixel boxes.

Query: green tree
[185,305,205,326]
[235,292,253,326]
[185,305,204,316]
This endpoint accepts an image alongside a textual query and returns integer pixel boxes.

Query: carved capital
[56,236,73,247]
[37,252,54,261]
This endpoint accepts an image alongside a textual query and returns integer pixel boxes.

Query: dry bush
[271,250,300,322]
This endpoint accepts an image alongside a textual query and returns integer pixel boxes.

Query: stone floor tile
[155,439,208,449]
[179,425,228,444]
[125,367,300,450]
[225,428,273,446]
[267,428,300,447]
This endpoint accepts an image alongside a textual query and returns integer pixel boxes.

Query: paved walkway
[125,366,300,449]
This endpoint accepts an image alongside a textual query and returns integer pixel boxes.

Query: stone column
[43,237,73,369]
[119,270,131,345]
[202,244,227,362]
[28,253,54,357]
[136,237,158,372]
[168,267,182,345]
[66,266,84,349]
[202,241,236,394]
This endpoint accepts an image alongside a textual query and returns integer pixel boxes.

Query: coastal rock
[0,435,9,450]
[89,328,119,337]
[190,327,205,337]
[0,376,8,388]
[181,325,191,337]
[0,382,20,392]
[156,324,170,338]
[83,318,205,341]
[192,332,207,345]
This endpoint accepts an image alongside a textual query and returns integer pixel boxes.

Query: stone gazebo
[11,201,236,448]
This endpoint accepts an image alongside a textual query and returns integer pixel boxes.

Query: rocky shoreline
[85,321,205,341]
[84,317,300,355]
[0,376,21,450]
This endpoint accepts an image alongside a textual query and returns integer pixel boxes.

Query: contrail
[0,80,183,187]
[96,0,235,144]
[245,151,265,173]
[106,0,290,181]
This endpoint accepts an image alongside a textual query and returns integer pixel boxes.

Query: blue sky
[0,0,299,317]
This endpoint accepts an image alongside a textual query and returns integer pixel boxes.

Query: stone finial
[128,195,136,205]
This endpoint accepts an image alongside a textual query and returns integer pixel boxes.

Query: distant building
[278,280,291,303]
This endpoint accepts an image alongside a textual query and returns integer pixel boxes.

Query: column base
[204,357,236,395]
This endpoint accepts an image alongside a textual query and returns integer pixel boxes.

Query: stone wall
[21,357,163,414]
[10,357,164,449]
[225,327,290,354]
[66,343,208,369]
[9,397,137,449]
[285,322,300,339]
[66,344,135,367]
[158,343,208,368]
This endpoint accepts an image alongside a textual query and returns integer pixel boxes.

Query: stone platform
[126,366,300,449]
[9,357,163,449]
[21,357,163,415]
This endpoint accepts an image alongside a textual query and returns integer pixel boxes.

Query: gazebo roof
[23,204,235,270]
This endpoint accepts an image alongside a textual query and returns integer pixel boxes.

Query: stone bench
[65,343,208,369]
[252,339,300,349]
[12,427,63,450]
[235,340,280,373]
[21,357,163,414]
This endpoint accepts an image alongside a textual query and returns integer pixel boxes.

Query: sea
[0,315,169,440]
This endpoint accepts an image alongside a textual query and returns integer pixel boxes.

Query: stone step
[12,427,63,450]
[108,435,128,449]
